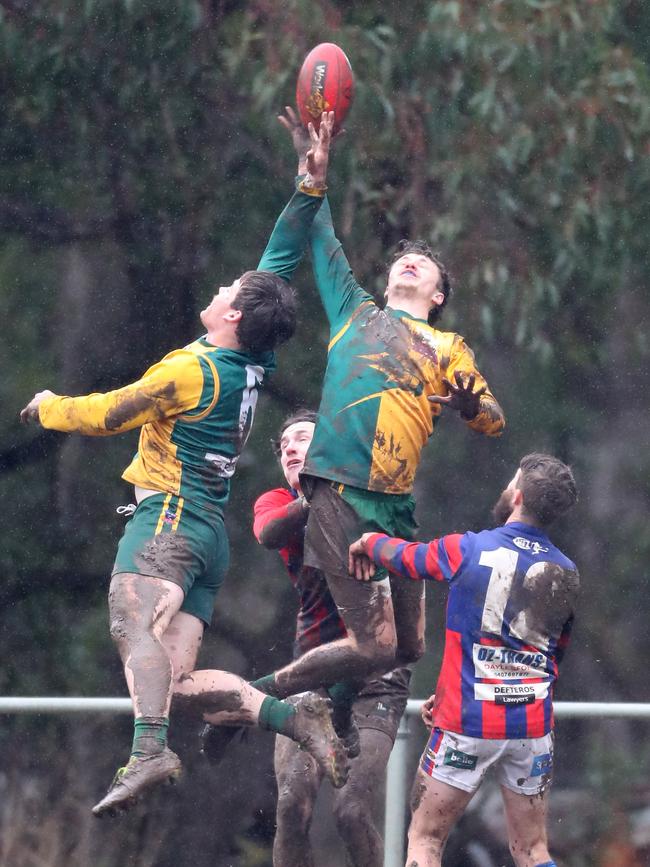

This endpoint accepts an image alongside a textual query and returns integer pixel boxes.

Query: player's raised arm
[256,110,333,282]
[20,351,205,436]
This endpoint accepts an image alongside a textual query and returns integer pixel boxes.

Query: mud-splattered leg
[500,784,553,867]
[390,571,426,666]
[273,730,322,867]
[406,768,474,867]
[92,572,186,816]
[333,727,394,867]
[267,575,397,698]
[108,572,185,718]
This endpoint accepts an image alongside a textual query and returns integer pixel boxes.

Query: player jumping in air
[20,114,349,816]
[234,409,410,867]
[349,454,579,867]
[245,109,505,737]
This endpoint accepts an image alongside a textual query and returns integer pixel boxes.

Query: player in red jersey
[255,410,411,867]
[349,454,579,867]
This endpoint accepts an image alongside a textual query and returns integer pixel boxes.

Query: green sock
[131,716,169,758]
[257,696,296,738]
[327,681,359,723]
[250,674,282,697]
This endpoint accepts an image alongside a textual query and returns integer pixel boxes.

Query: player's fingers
[441,377,456,393]
[277,115,293,133]
[466,373,476,392]
[428,394,450,405]
[366,558,376,580]
[19,403,35,424]
[285,105,299,125]
[475,385,487,398]
[454,371,465,388]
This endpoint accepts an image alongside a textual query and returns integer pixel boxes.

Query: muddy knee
[396,635,425,665]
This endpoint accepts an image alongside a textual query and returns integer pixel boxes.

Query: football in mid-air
[296,42,354,132]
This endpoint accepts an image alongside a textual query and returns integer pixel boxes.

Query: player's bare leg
[406,768,474,867]
[333,727,394,867]
[256,574,397,698]
[174,671,349,788]
[93,572,186,817]
[390,572,426,665]
[273,731,322,867]
[501,784,554,867]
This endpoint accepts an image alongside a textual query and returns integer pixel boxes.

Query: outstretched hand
[278,106,344,178]
[20,389,55,424]
[348,533,376,582]
[428,372,486,420]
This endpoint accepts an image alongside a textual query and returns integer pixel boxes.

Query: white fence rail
[2,697,650,867]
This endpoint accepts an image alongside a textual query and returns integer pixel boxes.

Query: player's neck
[506,506,543,529]
[204,324,242,350]
[387,296,431,322]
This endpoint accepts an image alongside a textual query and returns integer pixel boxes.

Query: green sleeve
[309,196,373,331]
[257,189,325,281]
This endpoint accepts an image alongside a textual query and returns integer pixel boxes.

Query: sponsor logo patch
[443,747,478,771]
[473,643,547,680]
[531,753,553,777]
[513,537,549,555]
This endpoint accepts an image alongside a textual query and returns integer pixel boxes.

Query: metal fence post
[384,710,412,867]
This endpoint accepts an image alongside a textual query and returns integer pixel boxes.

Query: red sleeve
[253,488,295,541]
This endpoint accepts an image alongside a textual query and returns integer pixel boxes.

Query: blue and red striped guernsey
[365,522,579,739]
[253,487,346,658]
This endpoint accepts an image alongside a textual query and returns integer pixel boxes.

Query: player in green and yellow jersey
[246,109,506,737]
[20,113,349,814]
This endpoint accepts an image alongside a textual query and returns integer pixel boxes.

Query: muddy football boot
[199,723,247,765]
[92,747,181,817]
[292,694,350,789]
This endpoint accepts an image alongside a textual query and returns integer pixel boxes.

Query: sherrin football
[296,42,354,132]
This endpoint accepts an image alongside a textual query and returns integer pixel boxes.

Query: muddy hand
[278,105,311,167]
[428,371,486,420]
[20,389,55,424]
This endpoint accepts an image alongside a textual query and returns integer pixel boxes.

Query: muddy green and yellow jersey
[38,339,275,512]
[303,198,505,494]
[37,188,325,513]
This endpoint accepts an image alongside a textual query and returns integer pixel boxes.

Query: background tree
[1,1,649,865]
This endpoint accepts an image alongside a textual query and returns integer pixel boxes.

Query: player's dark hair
[273,409,318,456]
[518,453,578,527]
[232,270,297,354]
[388,239,453,326]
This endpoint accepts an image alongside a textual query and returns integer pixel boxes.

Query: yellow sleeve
[445,335,505,437]
[38,350,206,436]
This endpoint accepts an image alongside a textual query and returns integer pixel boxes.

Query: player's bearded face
[492,487,516,525]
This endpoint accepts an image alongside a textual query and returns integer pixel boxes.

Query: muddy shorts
[112,493,229,626]
[353,667,411,742]
[420,727,554,796]
[301,476,417,581]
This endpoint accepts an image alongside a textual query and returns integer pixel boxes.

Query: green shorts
[301,476,418,581]
[112,493,229,626]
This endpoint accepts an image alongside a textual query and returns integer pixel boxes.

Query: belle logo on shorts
[443,747,478,771]
[513,537,549,555]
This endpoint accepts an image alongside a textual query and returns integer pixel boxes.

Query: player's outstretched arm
[20,352,205,436]
[429,338,505,436]
[349,532,465,583]
[256,111,334,283]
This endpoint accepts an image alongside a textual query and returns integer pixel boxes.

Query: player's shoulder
[254,486,294,509]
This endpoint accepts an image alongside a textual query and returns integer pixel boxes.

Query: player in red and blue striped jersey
[349,454,579,867]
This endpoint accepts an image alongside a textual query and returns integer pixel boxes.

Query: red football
[296,42,354,132]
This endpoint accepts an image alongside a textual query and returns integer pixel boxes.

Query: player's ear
[223,308,243,324]
[512,487,524,508]
[430,290,445,308]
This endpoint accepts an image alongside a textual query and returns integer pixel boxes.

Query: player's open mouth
[287,460,303,470]
[400,269,417,278]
